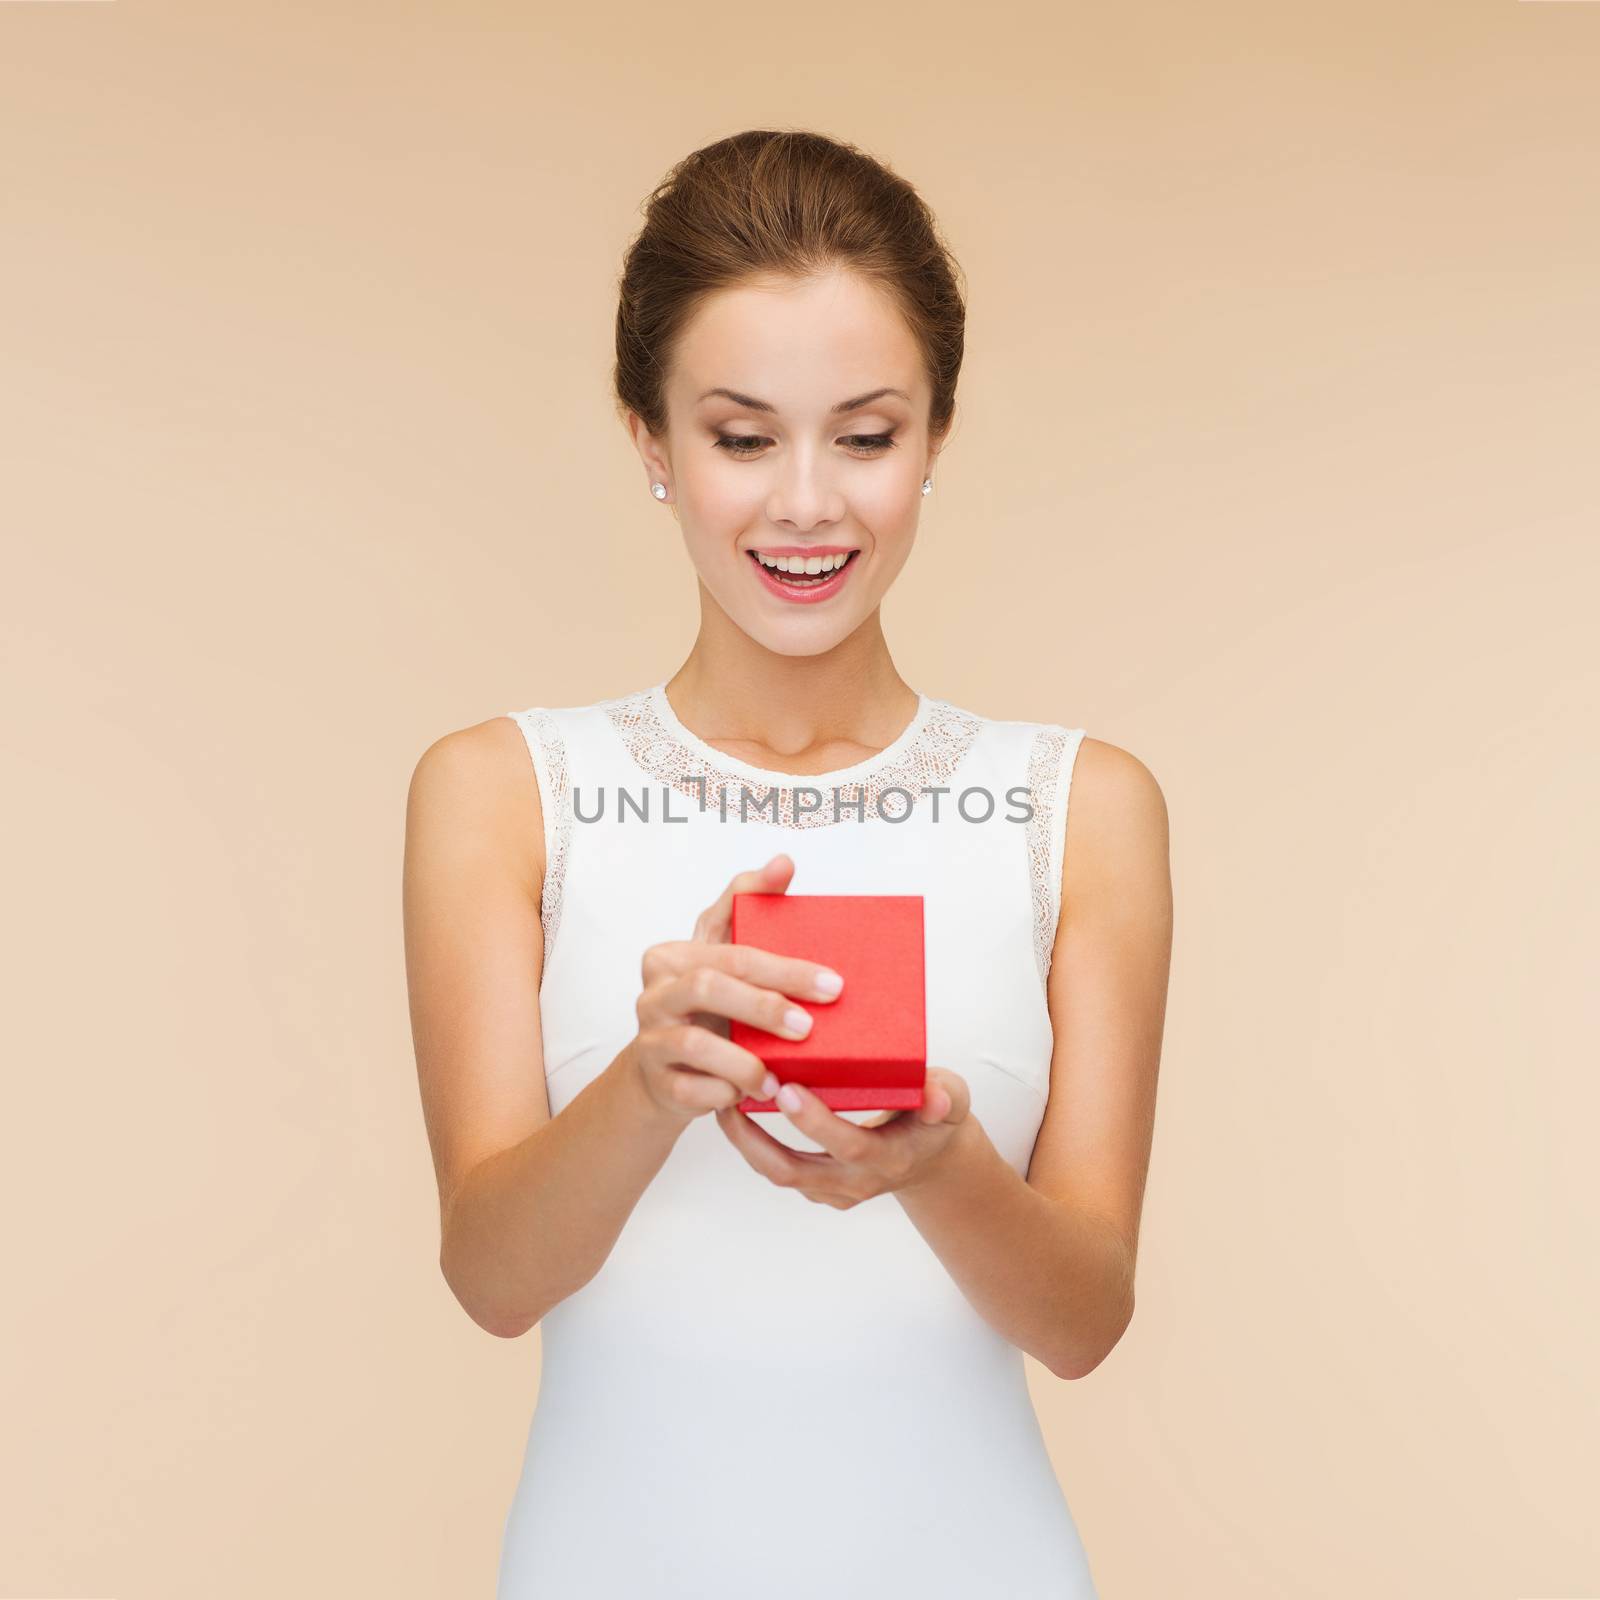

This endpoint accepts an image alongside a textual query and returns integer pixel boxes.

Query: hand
[620,853,846,1127]
[715,1066,972,1208]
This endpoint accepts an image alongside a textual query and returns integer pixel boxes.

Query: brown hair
[613,129,967,444]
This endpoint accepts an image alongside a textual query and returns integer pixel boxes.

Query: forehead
[671,270,923,410]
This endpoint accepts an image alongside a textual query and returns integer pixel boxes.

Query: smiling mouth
[746,549,860,587]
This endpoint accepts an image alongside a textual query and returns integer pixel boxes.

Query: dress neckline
[645,679,933,788]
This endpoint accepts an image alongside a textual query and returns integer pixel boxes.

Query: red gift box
[729,893,926,1113]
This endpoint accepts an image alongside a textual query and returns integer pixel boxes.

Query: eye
[713,434,770,457]
[712,432,900,459]
[842,432,898,457]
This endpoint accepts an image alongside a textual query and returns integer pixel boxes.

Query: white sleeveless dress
[497,680,1096,1599]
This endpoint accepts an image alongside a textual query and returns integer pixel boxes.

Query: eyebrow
[695,386,910,416]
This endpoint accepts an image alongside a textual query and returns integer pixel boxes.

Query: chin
[731,606,865,657]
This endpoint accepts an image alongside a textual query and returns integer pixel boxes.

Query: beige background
[3,2,1596,1596]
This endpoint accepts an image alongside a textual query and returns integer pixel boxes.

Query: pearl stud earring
[921,478,933,496]
[650,482,668,500]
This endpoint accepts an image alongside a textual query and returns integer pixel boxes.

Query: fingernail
[813,968,844,998]
[782,1006,812,1036]
[777,1083,803,1113]
[762,1072,780,1098]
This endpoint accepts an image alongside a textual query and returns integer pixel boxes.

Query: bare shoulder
[1068,735,1168,832]
[406,714,545,902]
[1059,735,1170,912]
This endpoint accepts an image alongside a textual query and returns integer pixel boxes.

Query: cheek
[679,456,761,523]
[854,478,923,547]
[849,448,924,517]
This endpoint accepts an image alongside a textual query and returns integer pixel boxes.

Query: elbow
[482,1311,538,1340]
[439,1251,541,1341]
[1047,1352,1096,1382]
[1052,1348,1109,1382]
[473,1291,538,1340]
[462,1288,541,1341]
[1049,1292,1135,1382]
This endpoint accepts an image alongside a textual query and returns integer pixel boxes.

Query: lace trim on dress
[600,688,984,829]
[1026,725,1071,990]
[517,708,573,958]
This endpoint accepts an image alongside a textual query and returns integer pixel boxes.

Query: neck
[664,611,919,767]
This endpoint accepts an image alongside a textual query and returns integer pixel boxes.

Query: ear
[625,411,672,494]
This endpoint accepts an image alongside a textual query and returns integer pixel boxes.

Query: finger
[660,965,826,1044]
[771,1081,878,1163]
[640,941,845,1007]
[859,1109,908,1129]
[715,1104,834,1182]
[641,1021,771,1100]
[662,1067,752,1116]
[917,1068,969,1124]
[637,963,813,1038]
[690,853,796,943]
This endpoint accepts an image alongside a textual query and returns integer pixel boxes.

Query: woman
[405,128,1172,1599]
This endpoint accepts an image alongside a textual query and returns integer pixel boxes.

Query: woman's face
[635,268,941,657]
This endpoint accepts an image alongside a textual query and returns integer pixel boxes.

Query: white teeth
[754,550,855,574]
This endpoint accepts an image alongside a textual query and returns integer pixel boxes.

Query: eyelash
[713,432,899,459]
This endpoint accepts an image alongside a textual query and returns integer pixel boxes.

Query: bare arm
[438,1048,689,1338]
[403,722,842,1338]
[1023,735,1172,1369]
[405,717,658,1337]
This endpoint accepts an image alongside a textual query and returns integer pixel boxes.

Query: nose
[764,444,846,533]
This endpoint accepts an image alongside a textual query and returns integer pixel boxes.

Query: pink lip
[746,548,859,605]
[750,544,858,557]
